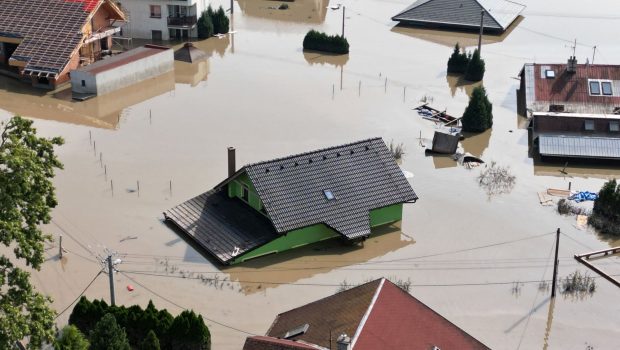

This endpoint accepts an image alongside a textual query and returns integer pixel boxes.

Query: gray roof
[392,0,525,33]
[539,135,620,159]
[242,138,418,240]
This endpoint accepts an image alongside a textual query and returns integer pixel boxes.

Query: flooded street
[1,0,620,348]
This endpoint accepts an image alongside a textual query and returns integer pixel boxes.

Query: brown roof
[0,0,123,76]
[262,279,490,350]
[174,42,208,63]
[525,63,620,113]
[243,336,319,350]
[266,279,381,349]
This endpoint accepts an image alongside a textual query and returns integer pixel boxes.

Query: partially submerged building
[71,45,173,98]
[164,138,418,265]
[0,0,125,89]
[392,0,525,34]
[519,60,620,160]
[243,278,490,350]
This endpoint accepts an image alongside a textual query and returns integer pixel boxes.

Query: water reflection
[0,72,175,129]
[237,0,329,24]
[223,222,414,295]
[390,16,523,48]
[192,35,231,58]
[461,129,492,157]
[446,73,482,97]
[175,60,210,87]
[303,51,349,67]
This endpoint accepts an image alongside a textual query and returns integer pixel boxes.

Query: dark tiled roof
[174,43,209,63]
[266,279,381,349]
[243,336,318,350]
[524,64,620,112]
[392,0,525,33]
[0,0,105,76]
[243,138,417,240]
[538,135,620,159]
[164,189,278,264]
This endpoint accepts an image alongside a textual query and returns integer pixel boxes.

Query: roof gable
[241,138,417,239]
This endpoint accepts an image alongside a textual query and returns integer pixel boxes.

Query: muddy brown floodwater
[1,0,620,349]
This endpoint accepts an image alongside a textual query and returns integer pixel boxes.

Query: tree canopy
[53,325,89,350]
[89,313,131,350]
[464,49,485,82]
[0,116,63,348]
[462,86,493,132]
[589,179,620,235]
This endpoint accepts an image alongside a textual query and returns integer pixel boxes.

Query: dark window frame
[589,81,601,95]
[149,5,162,18]
[601,81,613,96]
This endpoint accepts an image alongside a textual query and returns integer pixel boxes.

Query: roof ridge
[245,137,382,168]
[350,278,385,348]
[472,0,502,28]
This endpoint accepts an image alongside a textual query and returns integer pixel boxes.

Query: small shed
[430,131,460,154]
[174,42,208,63]
[71,45,173,98]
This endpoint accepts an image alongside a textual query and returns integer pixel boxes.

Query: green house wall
[227,172,264,212]
[231,203,404,264]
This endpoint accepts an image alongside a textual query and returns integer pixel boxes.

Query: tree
[167,310,211,350]
[197,11,214,39]
[0,116,63,349]
[462,86,493,132]
[54,325,89,350]
[89,313,130,350]
[447,43,469,74]
[464,48,485,81]
[141,330,161,350]
[212,6,230,34]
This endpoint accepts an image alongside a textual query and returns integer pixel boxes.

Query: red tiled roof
[64,0,100,12]
[243,336,319,350]
[354,280,490,350]
[531,64,620,105]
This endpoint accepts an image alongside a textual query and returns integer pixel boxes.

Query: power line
[119,271,256,336]
[54,269,103,320]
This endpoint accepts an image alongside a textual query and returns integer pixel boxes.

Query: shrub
[464,49,485,81]
[588,179,620,236]
[54,325,89,350]
[462,86,493,132]
[389,140,405,161]
[89,314,130,350]
[303,29,349,54]
[447,43,469,74]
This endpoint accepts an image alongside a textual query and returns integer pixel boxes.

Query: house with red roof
[243,278,490,350]
[518,58,620,160]
[0,0,125,89]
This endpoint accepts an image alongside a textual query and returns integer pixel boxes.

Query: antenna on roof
[592,45,597,64]
[566,39,577,74]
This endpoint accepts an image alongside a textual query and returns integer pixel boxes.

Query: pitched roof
[243,336,321,350]
[174,42,209,63]
[392,0,525,33]
[0,0,122,77]
[522,63,620,114]
[538,135,620,159]
[264,279,490,350]
[240,138,417,240]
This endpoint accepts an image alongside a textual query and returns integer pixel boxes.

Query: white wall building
[117,0,208,40]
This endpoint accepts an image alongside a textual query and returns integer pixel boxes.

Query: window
[323,190,335,200]
[584,120,595,131]
[589,81,601,95]
[545,70,555,79]
[150,5,161,18]
[81,80,85,87]
[242,186,249,202]
[610,121,620,132]
[151,30,162,41]
[602,81,613,96]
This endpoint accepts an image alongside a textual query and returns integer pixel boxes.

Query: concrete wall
[119,0,207,40]
[71,47,174,95]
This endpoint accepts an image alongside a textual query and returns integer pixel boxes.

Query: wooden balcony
[167,15,197,27]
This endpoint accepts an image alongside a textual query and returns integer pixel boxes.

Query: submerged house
[518,60,620,160]
[392,0,525,34]
[243,278,491,350]
[164,138,418,265]
[0,0,125,89]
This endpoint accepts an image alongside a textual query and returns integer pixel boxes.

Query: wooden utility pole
[342,6,346,37]
[477,10,484,53]
[551,228,560,298]
[230,0,233,14]
[107,255,116,306]
[58,235,63,259]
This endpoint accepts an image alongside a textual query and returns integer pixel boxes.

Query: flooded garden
[1,0,620,348]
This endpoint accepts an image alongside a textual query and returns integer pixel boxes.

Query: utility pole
[342,6,346,37]
[230,0,233,14]
[551,228,560,298]
[107,255,116,306]
[477,10,484,53]
[58,234,63,259]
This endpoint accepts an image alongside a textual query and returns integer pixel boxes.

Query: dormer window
[589,81,601,95]
[589,79,614,96]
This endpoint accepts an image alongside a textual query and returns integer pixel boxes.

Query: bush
[447,43,469,74]
[197,12,214,39]
[89,314,130,350]
[588,179,620,236]
[464,49,485,81]
[303,29,349,54]
[54,325,89,350]
[462,86,493,132]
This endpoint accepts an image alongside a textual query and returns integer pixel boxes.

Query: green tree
[54,325,89,350]
[89,313,130,350]
[447,43,469,74]
[141,330,161,350]
[464,48,485,81]
[0,116,63,349]
[462,86,493,132]
[167,310,211,350]
[212,6,230,34]
[303,30,349,54]
[197,11,214,39]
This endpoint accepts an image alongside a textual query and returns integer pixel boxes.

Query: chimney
[227,147,236,177]
[337,334,351,350]
[567,56,577,73]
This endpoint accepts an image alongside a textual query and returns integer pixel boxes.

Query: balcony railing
[167,15,197,27]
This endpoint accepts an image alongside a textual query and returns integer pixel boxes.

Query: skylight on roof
[323,190,335,200]
[545,70,555,79]
[602,81,613,96]
[589,81,601,95]
[284,324,309,339]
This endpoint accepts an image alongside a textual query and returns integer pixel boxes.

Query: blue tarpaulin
[569,191,598,203]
